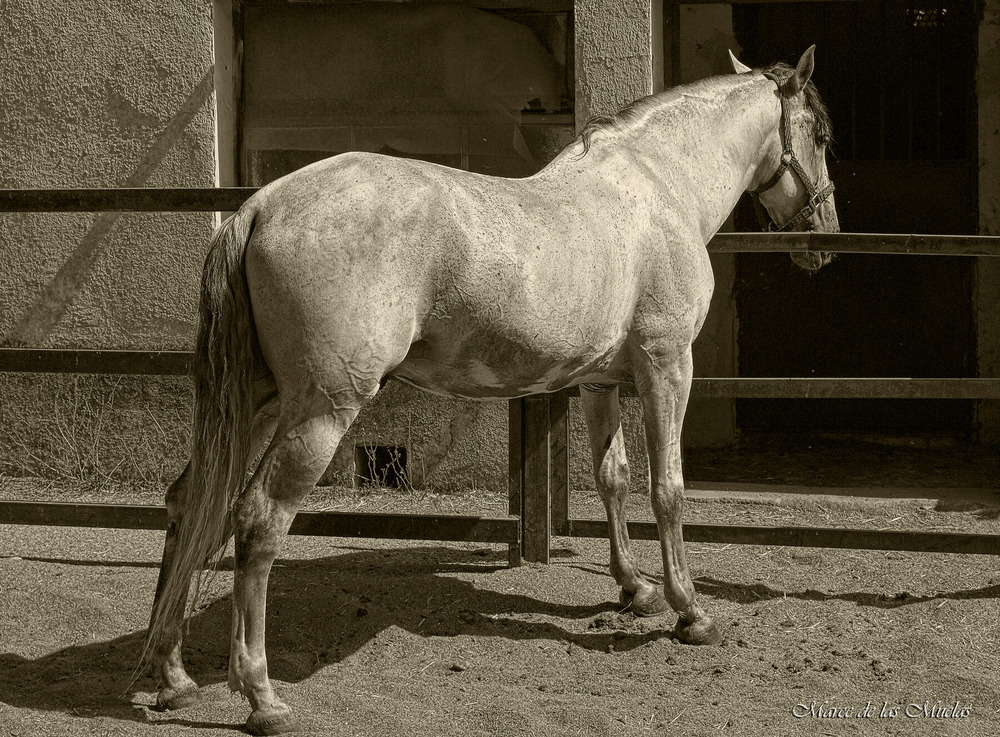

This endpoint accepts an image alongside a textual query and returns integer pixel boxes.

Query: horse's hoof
[619,585,670,617]
[155,685,203,711]
[247,705,299,736]
[673,616,723,646]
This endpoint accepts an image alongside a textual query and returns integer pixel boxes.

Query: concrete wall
[977,0,1000,445]
[4,0,991,490]
[0,1,217,482]
[0,0,739,490]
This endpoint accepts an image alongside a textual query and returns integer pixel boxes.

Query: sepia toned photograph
[1,1,998,735]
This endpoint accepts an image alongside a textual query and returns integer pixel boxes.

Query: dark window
[354,445,408,488]
[240,3,574,186]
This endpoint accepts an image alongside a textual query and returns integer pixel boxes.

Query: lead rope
[748,73,835,232]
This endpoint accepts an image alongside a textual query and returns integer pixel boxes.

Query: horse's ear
[786,45,816,95]
[728,49,752,74]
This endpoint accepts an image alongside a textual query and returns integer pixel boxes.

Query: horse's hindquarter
[244,153,453,400]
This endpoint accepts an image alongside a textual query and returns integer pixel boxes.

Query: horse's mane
[762,61,833,144]
[577,61,833,156]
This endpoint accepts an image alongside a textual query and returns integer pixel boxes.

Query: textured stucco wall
[977,0,1000,445]
[574,0,662,121]
[0,1,218,482]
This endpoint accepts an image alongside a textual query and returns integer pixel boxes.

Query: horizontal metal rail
[565,518,1000,556]
[0,187,258,212]
[0,501,519,544]
[1,500,995,555]
[0,188,999,256]
[1,350,997,399]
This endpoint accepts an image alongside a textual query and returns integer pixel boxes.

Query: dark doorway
[732,0,977,435]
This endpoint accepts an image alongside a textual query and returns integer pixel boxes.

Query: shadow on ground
[4,543,998,728]
[0,545,626,724]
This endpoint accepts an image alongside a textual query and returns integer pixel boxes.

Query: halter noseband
[748,72,835,232]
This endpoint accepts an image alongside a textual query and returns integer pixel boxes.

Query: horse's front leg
[580,384,668,616]
[634,345,721,645]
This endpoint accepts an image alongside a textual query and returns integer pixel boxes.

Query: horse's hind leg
[227,390,362,736]
[150,391,278,710]
[149,464,202,709]
[580,384,669,616]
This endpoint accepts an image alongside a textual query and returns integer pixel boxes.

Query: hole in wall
[354,444,408,488]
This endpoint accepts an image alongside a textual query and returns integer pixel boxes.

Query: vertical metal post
[507,398,524,567]
[521,396,552,564]
[549,390,570,536]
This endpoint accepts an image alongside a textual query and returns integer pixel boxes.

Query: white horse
[145,47,838,734]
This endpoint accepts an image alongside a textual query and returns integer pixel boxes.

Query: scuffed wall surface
[0,1,218,482]
[978,0,1000,444]
[574,0,658,121]
[323,382,508,492]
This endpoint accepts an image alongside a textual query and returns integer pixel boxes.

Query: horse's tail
[144,206,262,667]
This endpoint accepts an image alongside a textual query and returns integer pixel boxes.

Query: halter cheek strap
[748,72,835,233]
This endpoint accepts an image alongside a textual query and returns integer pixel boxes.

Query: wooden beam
[709,232,1000,256]
[0,501,519,543]
[565,519,1000,556]
[607,378,1000,400]
[0,349,192,375]
[521,395,552,564]
[687,377,1000,399]
[4,500,995,556]
[0,188,257,212]
[1,353,998,399]
[507,398,524,566]
[549,390,571,535]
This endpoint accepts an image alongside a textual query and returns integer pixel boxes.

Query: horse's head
[730,46,839,271]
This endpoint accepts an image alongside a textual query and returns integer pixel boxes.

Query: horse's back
[238,150,678,399]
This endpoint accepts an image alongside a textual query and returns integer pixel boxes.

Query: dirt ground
[2,459,1000,737]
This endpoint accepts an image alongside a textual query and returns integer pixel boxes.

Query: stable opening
[731,0,977,437]
[354,444,408,488]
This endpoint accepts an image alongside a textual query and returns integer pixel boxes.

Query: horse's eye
[817,134,831,147]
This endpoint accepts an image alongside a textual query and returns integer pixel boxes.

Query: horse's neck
[565,76,779,243]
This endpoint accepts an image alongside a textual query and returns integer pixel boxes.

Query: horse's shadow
[6,544,998,728]
[694,576,1000,609]
[0,545,647,725]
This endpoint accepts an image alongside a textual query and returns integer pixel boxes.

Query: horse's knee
[650,480,684,520]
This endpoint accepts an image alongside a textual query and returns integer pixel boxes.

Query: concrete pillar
[574,0,664,125]
[977,0,1000,445]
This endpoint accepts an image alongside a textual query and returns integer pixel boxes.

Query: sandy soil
[2,480,999,737]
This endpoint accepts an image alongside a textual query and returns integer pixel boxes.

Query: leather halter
[748,72,835,232]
